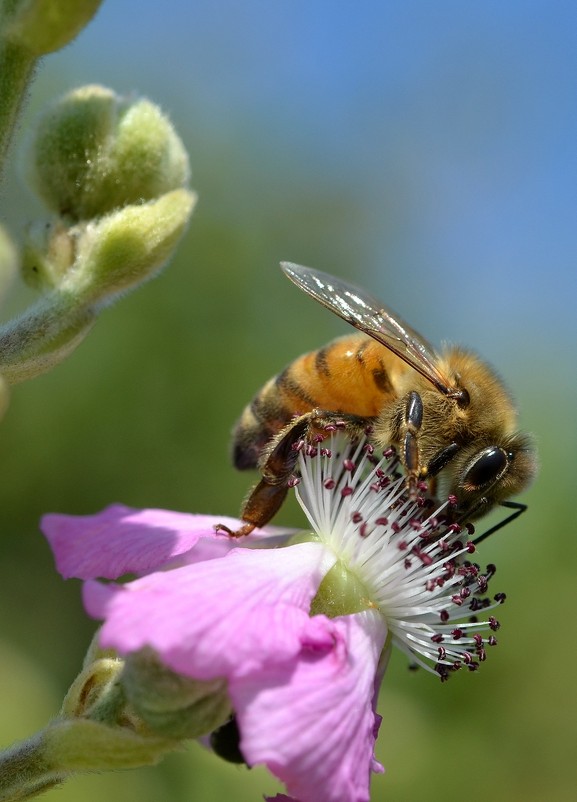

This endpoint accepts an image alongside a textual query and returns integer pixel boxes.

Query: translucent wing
[281,262,457,396]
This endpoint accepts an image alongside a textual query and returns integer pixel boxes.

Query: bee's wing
[281,262,456,396]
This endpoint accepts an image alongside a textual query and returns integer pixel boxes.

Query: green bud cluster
[0,637,232,799]
[29,85,190,221]
[0,85,196,384]
[0,647,180,800]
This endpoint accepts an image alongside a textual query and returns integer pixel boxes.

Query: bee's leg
[425,442,460,478]
[472,501,527,545]
[400,391,424,497]
[215,414,312,538]
[216,410,371,537]
[214,476,291,538]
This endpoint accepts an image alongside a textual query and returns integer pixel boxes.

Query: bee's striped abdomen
[232,334,401,470]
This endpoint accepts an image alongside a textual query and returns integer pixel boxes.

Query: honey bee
[222,263,536,538]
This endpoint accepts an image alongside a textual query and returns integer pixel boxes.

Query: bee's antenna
[473,501,527,546]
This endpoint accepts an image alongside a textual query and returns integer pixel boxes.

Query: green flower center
[310,558,376,618]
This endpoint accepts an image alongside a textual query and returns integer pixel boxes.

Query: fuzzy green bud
[0,649,178,801]
[63,188,196,306]
[4,0,104,56]
[121,650,232,740]
[30,85,190,221]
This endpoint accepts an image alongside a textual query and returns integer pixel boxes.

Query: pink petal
[41,504,289,580]
[83,542,337,680]
[231,610,387,802]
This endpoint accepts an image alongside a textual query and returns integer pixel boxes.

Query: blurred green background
[1,2,576,801]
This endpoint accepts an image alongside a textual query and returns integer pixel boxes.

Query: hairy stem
[0,731,64,802]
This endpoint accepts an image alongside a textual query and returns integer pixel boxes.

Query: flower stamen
[295,433,507,679]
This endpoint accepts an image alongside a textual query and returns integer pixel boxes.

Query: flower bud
[29,85,190,221]
[60,654,125,720]
[4,0,104,56]
[65,188,196,306]
[121,649,232,740]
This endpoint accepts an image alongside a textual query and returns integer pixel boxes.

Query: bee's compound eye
[463,446,509,490]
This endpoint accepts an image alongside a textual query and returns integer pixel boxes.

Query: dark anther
[435,663,450,682]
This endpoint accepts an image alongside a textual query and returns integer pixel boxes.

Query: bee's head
[443,432,537,521]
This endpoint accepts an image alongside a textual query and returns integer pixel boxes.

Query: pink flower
[41,435,505,802]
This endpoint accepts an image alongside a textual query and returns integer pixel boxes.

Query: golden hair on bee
[221,263,536,538]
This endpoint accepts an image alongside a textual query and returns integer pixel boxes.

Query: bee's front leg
[399,390,425,498]
[217,410,371,537]
[215,414,312,538]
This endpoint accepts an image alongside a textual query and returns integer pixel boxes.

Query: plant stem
[0,731,64,802]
